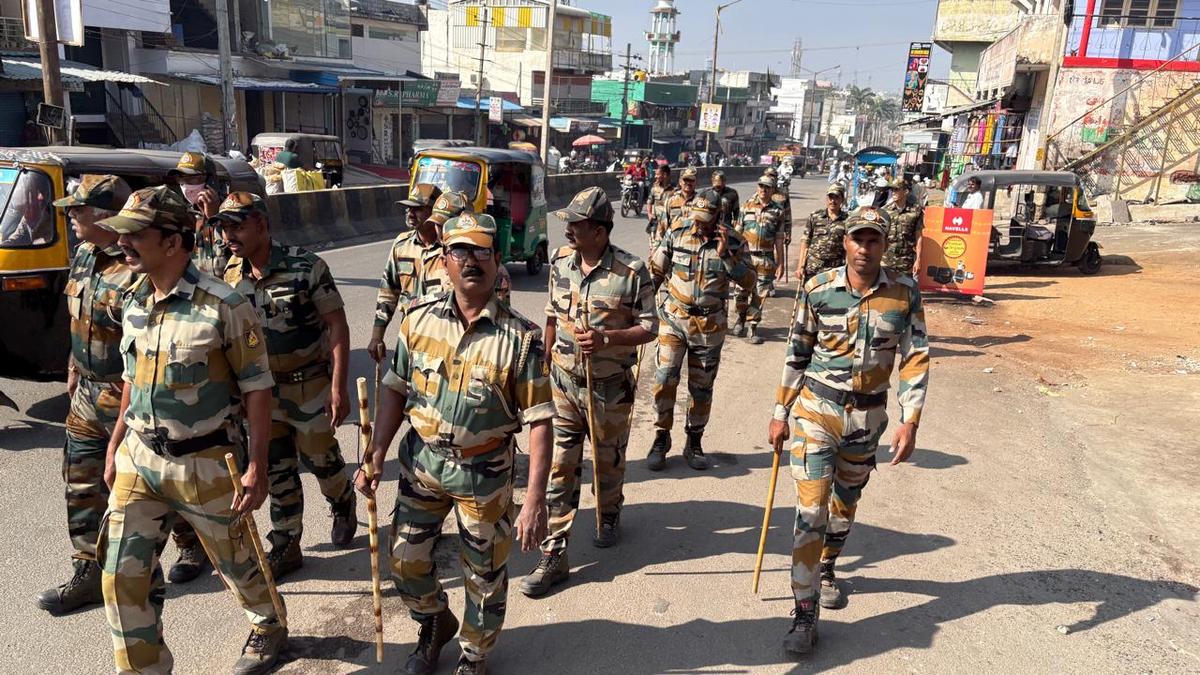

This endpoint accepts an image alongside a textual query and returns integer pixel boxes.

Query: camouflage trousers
[63,377,121,560]
[541,365,635,554]
[787,386,887,603]
[734,252,777,325]
[99,431,284,674]
[389,431,514,662]
[266,376,353,548]
[652,313,726,433]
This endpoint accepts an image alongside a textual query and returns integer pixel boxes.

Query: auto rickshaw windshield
[413,156,482,201]
[0,167,54,249]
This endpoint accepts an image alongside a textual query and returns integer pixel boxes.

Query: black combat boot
[330,492,358,548]
[747,323,764,345]
[403,607,460,675]
[167,540,211,584]
[646,429,671,472]
[36,559,103,615]
[819,559,846,609]
[731,316,746,337]
[782,598,820,658]
[267,534,304,582]
[455,656,487,675]
[519,551,569,597]
[593,513,620,549]
[682,428,709,471]
[232,624,288,675]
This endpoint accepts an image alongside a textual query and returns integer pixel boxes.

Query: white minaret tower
[646,0,680,76]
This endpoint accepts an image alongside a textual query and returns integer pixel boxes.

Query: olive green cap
[98,185,192,234]
[53,174,131,211]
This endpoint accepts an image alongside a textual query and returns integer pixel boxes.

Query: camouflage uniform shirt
[223,240,344,375]
[738,197,786,254]
[712,186,741,228]
[545,244,658,380]
[881,201,924,272]
[65,242,137,382]
[650,221,756,334]
[663,188,697,236]
[120,263,274,440]
[383,292,554,456]
[647,181,674,229]
[193,220,230,278]
[773,266,930,425]
[802,208,849,278]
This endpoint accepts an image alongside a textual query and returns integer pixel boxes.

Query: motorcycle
[620,175,644,218]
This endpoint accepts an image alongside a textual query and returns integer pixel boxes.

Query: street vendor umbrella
[573,134,608,147]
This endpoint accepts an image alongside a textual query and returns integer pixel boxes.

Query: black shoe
[232,625,288,675]
[167,541,211,584]
[519,552,569,598]
[819,560,846,609]
[267,536,304,582]
[731,318,746,338]
[36,559,103,615]
[747,324,764,345]
[782,599,820,658]
[646,430,671,472]
[454,656,487,675]
[682,429,709,471]
[593,514,620,549]
[403,608,460,675]
[330,493,358,549]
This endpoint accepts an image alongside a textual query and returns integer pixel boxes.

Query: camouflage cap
[98,185,192,234]
[53,174,131,211]
[427,191,470,227]
[889,176,912,190]
[757,174,777,188]
[554,186,614,224]
[398,183,443,208]
[826,183,846,198]
[711,169,726,180]
[168,151,215,177]
[689,190,719,224]
[209,191,268,225]
[442,211,497,248]
[680,167,698,181]
[764,166,778,177]
[845,206,891,236]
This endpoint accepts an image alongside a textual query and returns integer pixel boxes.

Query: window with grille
[1098,0,1180,27]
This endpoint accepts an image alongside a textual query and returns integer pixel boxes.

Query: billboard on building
[902,42,933,113]
[698,103,722,134]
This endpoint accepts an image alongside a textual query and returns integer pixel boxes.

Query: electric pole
[34,0,65,144]
[473,7,490,146]
[706,0,746,159]
[618,43,642,150]
[215,0,238,152]
[539,0,557,164]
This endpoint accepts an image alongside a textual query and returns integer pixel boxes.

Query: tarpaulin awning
[175,74,338,94]
[934,98,999,120]
[456,96,523,112]
[509,115,543,128]
[0,58,162,86]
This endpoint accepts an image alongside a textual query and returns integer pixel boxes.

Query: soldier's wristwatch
[599,330,610,347]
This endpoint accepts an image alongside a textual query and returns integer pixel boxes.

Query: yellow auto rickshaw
[0,146,261,385]
[409,146,550,274]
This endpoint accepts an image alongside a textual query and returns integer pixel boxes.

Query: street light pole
[705,0,746,159]
[539,0,558,164]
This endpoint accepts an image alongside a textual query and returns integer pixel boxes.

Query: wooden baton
[224,453,287,630]
[752,451,782,595]
[357,375,385,663]
[580,306,604,535]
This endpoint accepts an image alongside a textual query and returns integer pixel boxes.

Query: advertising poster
[918,206,992,296]
[489,97,504,123]
[902,42,933,113]
[698,103,723,134]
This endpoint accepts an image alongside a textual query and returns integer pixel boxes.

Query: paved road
[2,177,1194,674]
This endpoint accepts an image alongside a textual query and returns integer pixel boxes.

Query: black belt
[668,301,723,317]
[273,362,329,385]
[552,364,626,388]
[136,428,230,458]
[803,378,887,409]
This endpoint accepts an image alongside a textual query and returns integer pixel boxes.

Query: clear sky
[594,0,950,94]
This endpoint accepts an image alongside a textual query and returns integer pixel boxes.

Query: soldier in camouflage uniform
[710,169,740,229]
[645,163,674,253]
[796,184,848,282]
[37,175,133,616]
[880,177,924,277]
[657,166,698,242]
[767,206,929,658]
[368,186,512,363]
[647,190,755,472]
[358,211,554,675]
[167,151,226,278]
[217,192,357,580]
[97,186,287,675]
[520,188,657,598]
[732,175,786,345]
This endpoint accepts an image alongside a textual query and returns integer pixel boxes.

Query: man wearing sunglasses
[357,212,554,675]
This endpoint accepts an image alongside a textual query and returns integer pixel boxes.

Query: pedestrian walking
[218,192,358,580]
[880,177,924,278]
[165,151,225,277]
[520,187,657,598]
[357,211,555,675]
[766,206,930,658]
[795,184,849,282]
[645,163,675,253]
[732,175,786,345]
[646,190,755,471]
[710,169,740,229]
[661,166,699,240]
[97,185,287,675]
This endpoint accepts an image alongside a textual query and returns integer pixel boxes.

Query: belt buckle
[148,430,174,457]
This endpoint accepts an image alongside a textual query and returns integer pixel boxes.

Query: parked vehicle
[409,147,550,274]
[249,132,345,187]
[0,146,261,387]
[948,170,1102,274]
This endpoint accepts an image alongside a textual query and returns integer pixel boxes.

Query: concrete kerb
[265,166,769,249]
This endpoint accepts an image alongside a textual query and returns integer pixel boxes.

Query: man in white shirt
[961,176,985,209]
